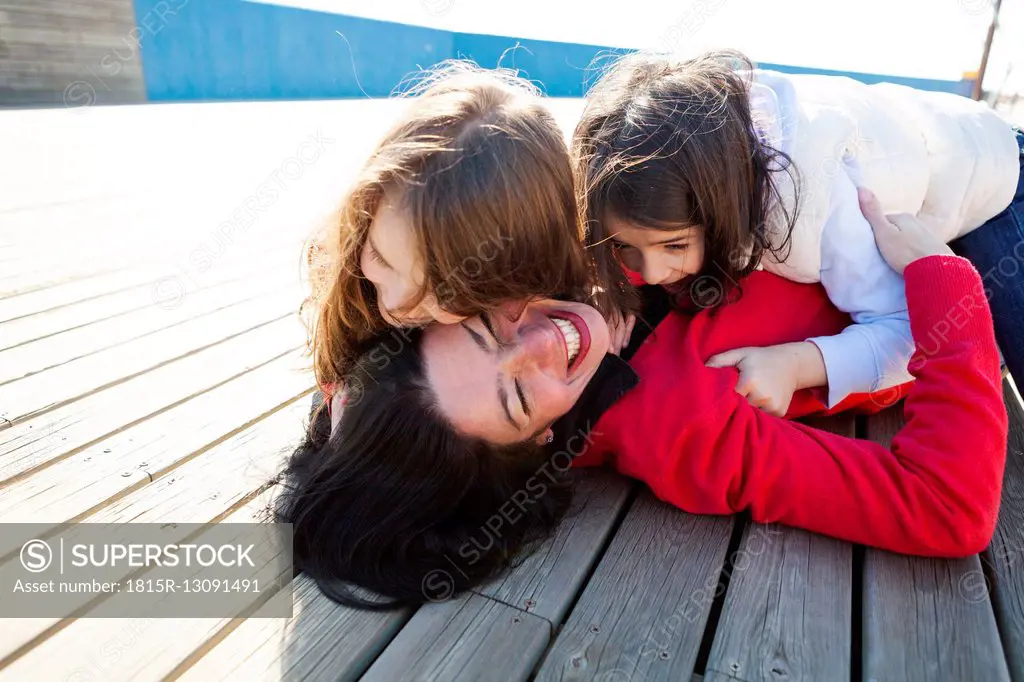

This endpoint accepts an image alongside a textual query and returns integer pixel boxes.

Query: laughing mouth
[552,317,581,366]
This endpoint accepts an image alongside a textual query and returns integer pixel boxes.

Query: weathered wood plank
[0,399,309,664]
[0,253,292,351]
[475,469,633,623]
[0,269,157,319]
[1,286,301,425]
[86,399,308,525]
[0,225,301,309]
[982,380,1024,680]
[0,355,312,536]
[535,492,734,682]
[0,268,297,384]
[862,405,1010,682]
[703,414,855,682]
[0,317,301,482]
[184,469,629,681]
[703,528,849,682]
[362,594,551,682]
[176,575,411,682]
[0,490,290,682]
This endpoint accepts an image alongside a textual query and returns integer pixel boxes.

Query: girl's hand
[608,312,636,356]
[858,188,954,275]
[706,341,826,417]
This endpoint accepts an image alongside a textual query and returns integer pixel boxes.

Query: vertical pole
[973,0,1003,100]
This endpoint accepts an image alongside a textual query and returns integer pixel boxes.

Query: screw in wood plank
[121,471,132,477]
[512,616,521,624]
[103,448,112,453]
[524,599,535,609]
[589,625,600,633]
[658,651,670,660]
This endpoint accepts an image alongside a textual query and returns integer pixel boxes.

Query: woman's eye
[514,378,530,417]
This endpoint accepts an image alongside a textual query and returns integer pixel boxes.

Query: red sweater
[576,256,1007,556]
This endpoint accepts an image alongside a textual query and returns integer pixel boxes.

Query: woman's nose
[499,321,562,374]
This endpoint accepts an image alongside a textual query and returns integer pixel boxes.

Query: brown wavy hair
[573,50,799,312]
[304,61,599,396]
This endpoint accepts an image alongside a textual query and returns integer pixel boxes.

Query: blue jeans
[951,127,1024,387]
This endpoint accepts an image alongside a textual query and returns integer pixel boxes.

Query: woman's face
[422,298,610,445]
[606,213,705,287]
[361,191,465,326]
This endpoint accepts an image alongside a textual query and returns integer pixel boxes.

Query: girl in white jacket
[575,50,1024,415]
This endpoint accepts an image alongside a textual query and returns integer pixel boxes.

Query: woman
[275,190,1008,609]
[301,62,620,411]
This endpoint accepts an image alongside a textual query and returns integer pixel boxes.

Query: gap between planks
[0,398,311,673]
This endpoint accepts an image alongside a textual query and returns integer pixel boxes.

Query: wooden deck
[3,101,1024,682]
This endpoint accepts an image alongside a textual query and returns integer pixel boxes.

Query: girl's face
[361,191,466,326]
[606,213,706,287]
[422,298,610,446]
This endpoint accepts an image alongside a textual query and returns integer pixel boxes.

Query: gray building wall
[0,0,146,106]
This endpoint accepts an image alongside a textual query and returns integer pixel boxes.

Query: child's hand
[608,311,636,356]
[706,341,826,417]
[858,188,954,275]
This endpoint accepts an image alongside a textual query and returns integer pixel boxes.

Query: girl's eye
[481,313,510,349]
[666,243,689,252]
[369,244,390,268]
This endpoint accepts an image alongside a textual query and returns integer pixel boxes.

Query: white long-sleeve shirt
[805,164,914,405]
[748,70,1018,406]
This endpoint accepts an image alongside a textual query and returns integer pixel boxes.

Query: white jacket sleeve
[806,164,915,407]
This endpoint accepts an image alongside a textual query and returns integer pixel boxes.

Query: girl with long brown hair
[574,50,1023,417]
[303,61,629,421]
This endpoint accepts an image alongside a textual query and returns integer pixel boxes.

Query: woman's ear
[534,428,555,446]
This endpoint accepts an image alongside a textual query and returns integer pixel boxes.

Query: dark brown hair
[573,50,798,311]
[304,61,601,396]
[275,330,574,610]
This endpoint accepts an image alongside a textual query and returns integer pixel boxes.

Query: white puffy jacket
[749,69,1019,405]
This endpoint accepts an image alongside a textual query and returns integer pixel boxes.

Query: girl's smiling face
[360,190,465,326]
[606,213,706,287]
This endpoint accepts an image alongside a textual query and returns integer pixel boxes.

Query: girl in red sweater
[276,191,1008,608]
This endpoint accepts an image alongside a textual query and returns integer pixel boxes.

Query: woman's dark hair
[574,50,799,312]
[274,327,575,610]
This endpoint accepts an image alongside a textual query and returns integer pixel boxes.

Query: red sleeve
[624,269,646,287]
[599,256,1007,557]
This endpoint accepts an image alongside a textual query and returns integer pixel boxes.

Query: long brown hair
[304,61,599,395]
[573,50,799,311]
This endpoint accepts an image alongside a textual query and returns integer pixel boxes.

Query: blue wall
[135,0,975,101]
[758,61,974,97]
[138,2,454,100]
